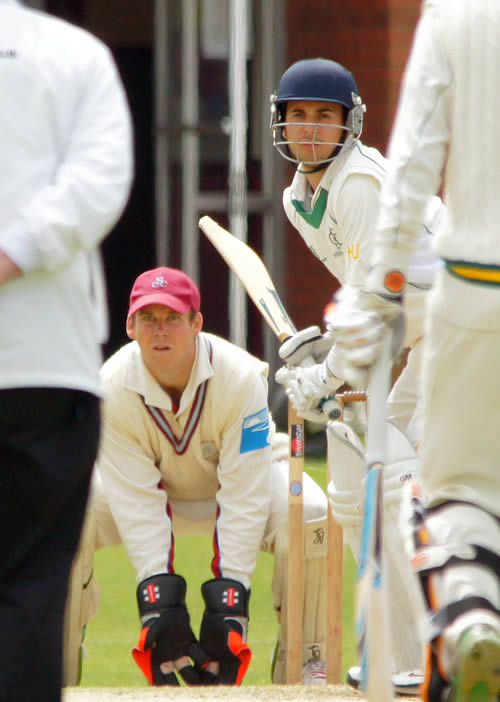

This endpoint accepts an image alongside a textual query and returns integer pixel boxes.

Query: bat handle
[320,396,342,420]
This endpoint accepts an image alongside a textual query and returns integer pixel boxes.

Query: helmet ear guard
[346,93,366,141]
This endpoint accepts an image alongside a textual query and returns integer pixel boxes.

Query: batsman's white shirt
[283,140,445,350]
[97,333,278,588]
[0,0,133,396]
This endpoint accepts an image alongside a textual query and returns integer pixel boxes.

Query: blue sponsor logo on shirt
[240,407,270,454]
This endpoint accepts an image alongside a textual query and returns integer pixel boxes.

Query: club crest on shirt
[201,441,218,461]
[328,228,342,250]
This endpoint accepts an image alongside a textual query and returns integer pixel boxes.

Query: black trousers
[0,388,100,702]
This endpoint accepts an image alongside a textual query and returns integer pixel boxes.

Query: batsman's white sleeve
[335,174,383,288]
[371,3,450,274]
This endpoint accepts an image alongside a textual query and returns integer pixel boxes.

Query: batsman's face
[127,305,202,385]
[283,100,345,164]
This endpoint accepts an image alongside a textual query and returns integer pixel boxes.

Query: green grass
[80,457,358,687]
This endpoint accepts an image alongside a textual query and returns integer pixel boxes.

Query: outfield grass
[80,457,358,687]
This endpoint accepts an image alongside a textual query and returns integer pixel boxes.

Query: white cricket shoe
[302,660,327,684]
[346,665,423,696]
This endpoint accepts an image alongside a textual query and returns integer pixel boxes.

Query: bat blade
[355,332,394,702]
[199,216,342,420]
[199,215,296,342]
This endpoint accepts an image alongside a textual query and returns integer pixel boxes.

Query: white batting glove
[275,362,343,423]
[326,270,406,386]
[279,325,335,366]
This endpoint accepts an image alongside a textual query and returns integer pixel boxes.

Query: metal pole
[181,0,200,282]
[261,0,286,377]
[228,0,249,347]
[154,0,170,265]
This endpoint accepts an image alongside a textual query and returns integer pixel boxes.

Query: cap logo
[152,276,169,289]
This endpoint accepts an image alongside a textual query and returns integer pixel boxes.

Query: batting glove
[198,578,252,685]
[327,270,406,386]
[275,360,343,422]
[279,325,335,366]
[132,574,210,686]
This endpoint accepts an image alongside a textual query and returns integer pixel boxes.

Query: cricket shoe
[346,665,423,696]
[448,624,500,702]
[302,660,327,684]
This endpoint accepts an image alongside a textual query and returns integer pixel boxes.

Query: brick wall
[283,0,420,330]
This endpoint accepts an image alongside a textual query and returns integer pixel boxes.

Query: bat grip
[298,355,342,420]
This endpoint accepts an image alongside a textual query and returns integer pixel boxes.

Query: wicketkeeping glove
[132,573,210,686]
[199,578,252,685]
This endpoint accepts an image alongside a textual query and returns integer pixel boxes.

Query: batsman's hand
[275,360,343,423]
[327,270,405,386]
[132,573,210,686]
[279,325,334,366]
[198,578,252,685]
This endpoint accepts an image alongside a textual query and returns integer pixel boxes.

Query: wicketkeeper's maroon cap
[128,267,201,317]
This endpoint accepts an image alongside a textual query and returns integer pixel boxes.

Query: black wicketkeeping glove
[132,573,210,686]
[199,577,252,685]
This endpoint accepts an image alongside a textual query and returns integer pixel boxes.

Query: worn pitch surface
[64,686,415,702]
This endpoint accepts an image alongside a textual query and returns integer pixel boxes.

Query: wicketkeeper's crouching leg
[265,435,329,684]
[326,420,424,695]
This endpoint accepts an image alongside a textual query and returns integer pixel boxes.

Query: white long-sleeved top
[0,0,133,395]
[372,0,500,273]
[97,333,277,589]
[283,139,446,347]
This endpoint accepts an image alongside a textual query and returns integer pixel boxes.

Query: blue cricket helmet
[275,58,359,112]
[270,58,365,167]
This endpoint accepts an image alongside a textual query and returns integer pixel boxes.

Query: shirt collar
[124,334,214,413]
[289,139,357,206]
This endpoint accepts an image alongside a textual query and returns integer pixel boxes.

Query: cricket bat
[199,215,342,683]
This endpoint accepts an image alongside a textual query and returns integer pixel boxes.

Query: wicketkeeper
[63,266,330,686]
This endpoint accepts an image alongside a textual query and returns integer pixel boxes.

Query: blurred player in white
[270,57,446,694]
[325,2,500,701]
[0,1,133,701]
[64,266,329,687]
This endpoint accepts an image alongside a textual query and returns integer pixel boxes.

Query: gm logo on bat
[290,480,303,497]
